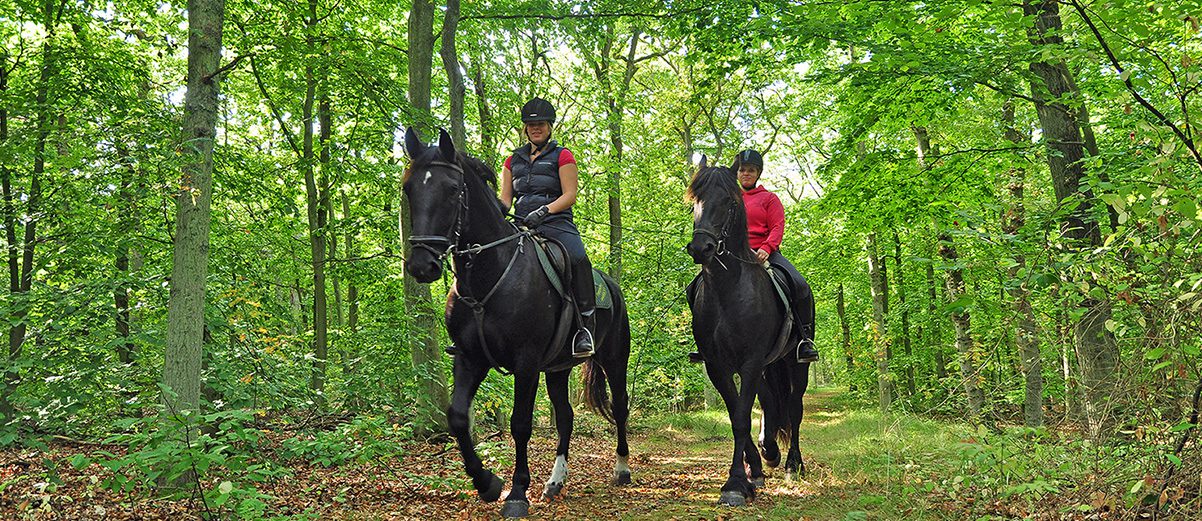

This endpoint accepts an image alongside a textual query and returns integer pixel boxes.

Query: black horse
[402,128,632,519]
[685,157,811,506]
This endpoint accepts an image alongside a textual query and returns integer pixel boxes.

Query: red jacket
[743,186,785,254]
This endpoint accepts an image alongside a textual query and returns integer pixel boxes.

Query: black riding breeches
[535,218,595,313]
[768,251,815,340]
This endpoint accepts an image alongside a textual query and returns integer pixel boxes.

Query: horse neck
[452,177,521,289]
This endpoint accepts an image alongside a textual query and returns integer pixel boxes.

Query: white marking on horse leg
[546,455,569,486]
[614,455,631,478]
[422,170,433,184]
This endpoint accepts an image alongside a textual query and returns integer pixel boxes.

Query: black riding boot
[796,318,819,363]
[571,262,597,358]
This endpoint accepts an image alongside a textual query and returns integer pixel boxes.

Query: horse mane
[687,165,755,262]
[408,144,507,215]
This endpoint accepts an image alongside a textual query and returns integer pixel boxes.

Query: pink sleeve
[558,148,577,166]
[765,193,785,254]
[504,155,513,170]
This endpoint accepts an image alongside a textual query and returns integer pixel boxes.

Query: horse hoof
[719,491,746,507]
[613,470,632,486]
[542,482,563,500]
[500,499,530,518]
[763,456,780,468]
[750,476,765,488]
[480,474,504,502]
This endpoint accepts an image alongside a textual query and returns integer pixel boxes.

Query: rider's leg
[768,252,818,362]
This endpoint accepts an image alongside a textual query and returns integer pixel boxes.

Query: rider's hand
[755,248,770,263]
[523,205,550,227]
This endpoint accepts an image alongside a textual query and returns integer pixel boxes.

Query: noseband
[692,202,736,257]
[408,160,468,260]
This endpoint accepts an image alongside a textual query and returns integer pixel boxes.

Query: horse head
[402,127,465,283]
[686,155,746,265]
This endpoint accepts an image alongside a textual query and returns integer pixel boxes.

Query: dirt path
[349,388,885,520]
[3,389,958,520]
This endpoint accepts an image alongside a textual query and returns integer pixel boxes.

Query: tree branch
[249,55,302,156]
[1066,0,1202,172]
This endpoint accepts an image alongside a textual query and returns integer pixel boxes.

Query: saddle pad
[593,269,613,310]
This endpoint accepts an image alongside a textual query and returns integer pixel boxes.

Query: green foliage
[280,415,411,467]
[90,408,288,520]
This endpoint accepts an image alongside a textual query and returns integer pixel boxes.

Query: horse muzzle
[405,249,444,283]
[687,236,716,265]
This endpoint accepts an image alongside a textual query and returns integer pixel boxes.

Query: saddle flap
[532,235,570,298]
[766,264,792,315]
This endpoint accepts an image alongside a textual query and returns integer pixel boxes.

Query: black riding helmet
[732,149,764,171]
[521,97,556,123]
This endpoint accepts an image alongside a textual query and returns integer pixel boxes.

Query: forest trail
[349,388,967,520]
[2,388,1138,520]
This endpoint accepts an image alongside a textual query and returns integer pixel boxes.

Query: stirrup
[687,351,705,364]
[572,328,595,358]
[796,338,819,363]
[444,344,461,356]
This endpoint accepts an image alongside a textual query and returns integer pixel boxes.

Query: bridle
[692,201,737,258]
[408,160,470,261]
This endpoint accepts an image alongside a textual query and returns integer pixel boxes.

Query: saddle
[530,234,613,311]
[528,234,612,371]
[764,264,796,363]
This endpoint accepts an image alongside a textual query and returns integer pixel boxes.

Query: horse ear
[404,127,424,158]
[437,128,456,160]
[698,154,708,171]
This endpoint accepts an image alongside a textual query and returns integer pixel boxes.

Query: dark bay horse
[686,157,811,506]
[402,128,632,519]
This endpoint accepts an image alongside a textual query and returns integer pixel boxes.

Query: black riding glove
[523,205,550,227]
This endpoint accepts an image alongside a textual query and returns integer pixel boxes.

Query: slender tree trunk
[938,231,984,420]
[867,233,891,412]
[926,248,947,380]
[1002,99,1044,428]
[837,283,854,391]
[161,0,224,433]
[893,232,916,397]
[0,12,52,419]
[1025,0,1119,438]
[406,0,449,434]
[303,0,329,396]
[469,63,495,166]
[440,0,465,146]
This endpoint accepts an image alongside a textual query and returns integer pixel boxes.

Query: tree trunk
[440,0,466,146]
[1002,99,1044,428]
[866,233,891,412]
[837,283,854,391]
[893,231,916,397]
[406,0,450,434]
[303,0,330,396]
[469,63,495,166]
[926,248,947,380]
[161,0,224,431]
[0,12,52,419]
[938,231,984,420]
[1024,0,1119,438]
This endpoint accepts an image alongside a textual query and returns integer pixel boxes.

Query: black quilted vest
[510,141,571,219]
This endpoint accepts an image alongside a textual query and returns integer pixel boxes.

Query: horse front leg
[738,365,766,489]
[705,364,755,507]
[447,356,504,502]
[542,370,573,500]
[500,372,540,518]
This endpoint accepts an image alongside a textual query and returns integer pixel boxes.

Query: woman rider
[688,149,819,363]
[500,97,596,358]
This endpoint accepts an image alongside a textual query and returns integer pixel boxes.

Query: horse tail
[762,360,793,446]
[581,358,615,424]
